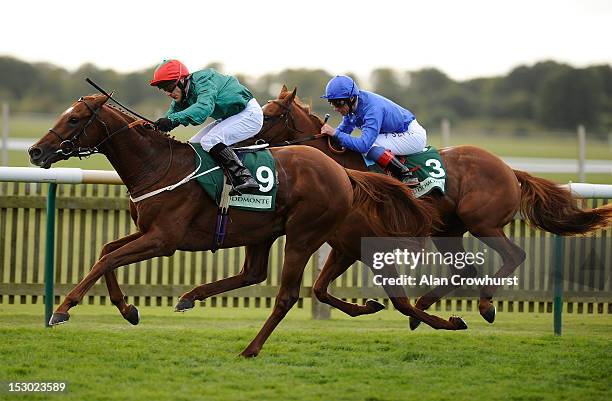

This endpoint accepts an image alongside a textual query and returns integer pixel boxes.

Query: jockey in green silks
[150,59,260,195]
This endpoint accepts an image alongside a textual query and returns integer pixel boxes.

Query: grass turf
[0,304,610,401]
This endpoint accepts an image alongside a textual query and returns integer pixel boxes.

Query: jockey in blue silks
[320,75,426,186]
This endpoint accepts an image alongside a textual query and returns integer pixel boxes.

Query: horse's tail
[346,169,440,237]
[513,169,612,235]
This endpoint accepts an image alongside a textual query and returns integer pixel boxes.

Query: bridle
[48,97,112,158]
[46,97,174,196]
[257,100,303,141]
[259,99,345,153]
[46,96,148,159]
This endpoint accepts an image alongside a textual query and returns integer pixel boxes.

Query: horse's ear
[284,87,297,105]
[102,91,114,105]
[280,84,288,94]
[92,92,112,107]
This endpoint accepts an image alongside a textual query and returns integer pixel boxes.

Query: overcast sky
[1,0,611,82]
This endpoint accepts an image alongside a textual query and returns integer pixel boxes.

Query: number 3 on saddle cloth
[364,146,447,198]
[192,143,278,211]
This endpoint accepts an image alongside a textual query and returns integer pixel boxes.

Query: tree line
[1,56,611,135]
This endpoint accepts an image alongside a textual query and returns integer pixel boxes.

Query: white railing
[0,167,122,185]
[1,167,611,197]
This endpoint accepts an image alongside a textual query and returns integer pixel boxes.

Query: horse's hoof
[240,348,259,358]
[449,315,468,330]
[481,304,496,324]
[49,312,70,326]
[125,304,140,325]
[409,316,422,331]
[174,298,195,312]
[365,299,385,313]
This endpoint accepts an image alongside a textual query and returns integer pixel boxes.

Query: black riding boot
[385,156,419,187]
[209,143,260,195]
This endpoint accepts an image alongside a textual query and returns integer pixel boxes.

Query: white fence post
[441,118,451,148]
[577,125,586,182]
[311,243,331,319]
[1,102,8,167]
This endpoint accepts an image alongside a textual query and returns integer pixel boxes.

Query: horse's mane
[81,94,139,123]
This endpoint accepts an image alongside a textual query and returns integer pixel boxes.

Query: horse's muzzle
[28,146,44,165]
[28,145,55,168]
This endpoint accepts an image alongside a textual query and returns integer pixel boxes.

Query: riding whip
[85,78,155,124]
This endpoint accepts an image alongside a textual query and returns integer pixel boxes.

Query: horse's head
[257,85,348,156]
[29,94,112,168]
[256,85,300,144]
[255,85,326,145]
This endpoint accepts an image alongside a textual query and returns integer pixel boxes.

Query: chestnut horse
[28,94,451,357]
[238,86,612,329]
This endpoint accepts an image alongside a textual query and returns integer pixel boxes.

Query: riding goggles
[156,80,178,93]
[329,98,348,108]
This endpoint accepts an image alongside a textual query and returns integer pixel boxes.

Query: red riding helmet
[150,59,190,87]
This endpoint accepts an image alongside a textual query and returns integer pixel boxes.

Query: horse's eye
[68,117,79,125]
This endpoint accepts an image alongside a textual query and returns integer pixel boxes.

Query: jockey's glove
[154,117,175,132]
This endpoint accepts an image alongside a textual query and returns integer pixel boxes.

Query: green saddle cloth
[192,143,278,211]
[367,146,446,198]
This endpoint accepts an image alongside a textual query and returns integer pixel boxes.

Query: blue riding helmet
[321,75,360,99]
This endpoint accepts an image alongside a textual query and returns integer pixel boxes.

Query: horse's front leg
[175,240,274,311]
[49,231,175,325]
[99,232,143,325]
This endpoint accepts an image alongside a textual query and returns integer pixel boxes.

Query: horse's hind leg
[314,248,467,330]
[472,228,526,323]
[372,263,468,330]
[175,240,274,311]
[312,248,385,317]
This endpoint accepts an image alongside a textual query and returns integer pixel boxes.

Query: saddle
[191,143,278,211]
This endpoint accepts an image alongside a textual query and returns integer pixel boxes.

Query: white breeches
[189,98,263,151]
[372,119,427,155]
